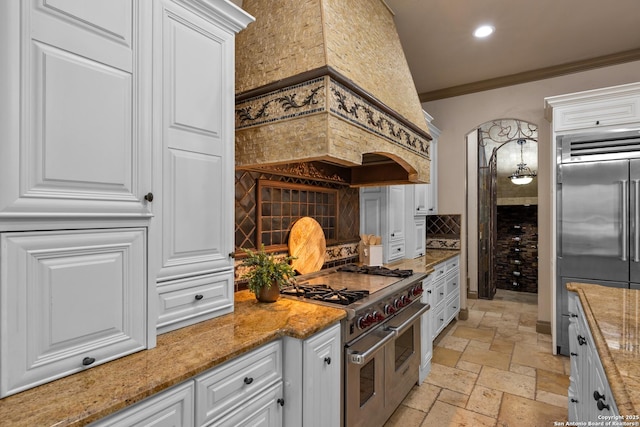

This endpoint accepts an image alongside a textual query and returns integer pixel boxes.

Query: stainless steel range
[281,264,429,427]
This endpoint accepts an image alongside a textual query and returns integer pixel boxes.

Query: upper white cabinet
[360,186,406,263]
[545,82,640,133]
[0,0,152,225]
[1,228,147,398]
[149,0,252,334]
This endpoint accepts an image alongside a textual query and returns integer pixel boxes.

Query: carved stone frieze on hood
[235,0,431,187]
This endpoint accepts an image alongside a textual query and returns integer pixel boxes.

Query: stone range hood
[234,0,431,187]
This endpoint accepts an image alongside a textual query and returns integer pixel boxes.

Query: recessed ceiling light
[474,25,495,38]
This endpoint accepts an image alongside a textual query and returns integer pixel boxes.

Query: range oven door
[344,327,394,427]
[385,302,429,413]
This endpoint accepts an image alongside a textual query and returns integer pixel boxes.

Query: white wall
[423,60,640,327]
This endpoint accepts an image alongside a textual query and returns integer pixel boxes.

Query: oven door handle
[386,302,430,336]
[346,329,396,365]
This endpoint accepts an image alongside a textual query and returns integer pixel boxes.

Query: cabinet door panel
[1,229,147,397]
[154,0,234,282]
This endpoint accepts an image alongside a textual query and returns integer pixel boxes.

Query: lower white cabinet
[430,255,460,340]
[91,382,195,427]
[195,340,283,426]
[419,275,433,383]
[283,323,341,427]
[208,382,283,427]
[567,292,619,422]
[0,228,148,398]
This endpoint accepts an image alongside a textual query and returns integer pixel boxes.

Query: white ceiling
[384,0,640,101]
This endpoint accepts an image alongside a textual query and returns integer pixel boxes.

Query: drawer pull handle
[452,282,457,286]
[570,313,578,318]
[427,290,432,294]
[440,318,444,321]
[570,352,578,357]
[82,357,95,366]
[453,306,457,309]
[577,335,587,346]
[571,398,579,403]
[597,400,610,411]
[439,292,444,296]
[195,294,204,300]
[244,377,254,385]
[324,357,332,365]
[277,398,285,407]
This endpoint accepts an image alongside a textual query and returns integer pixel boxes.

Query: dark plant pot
[256,283,280,303]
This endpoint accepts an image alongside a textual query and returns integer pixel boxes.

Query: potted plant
[240,245,296,302]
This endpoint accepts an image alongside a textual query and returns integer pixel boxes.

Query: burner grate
[280,284,369,305]
[337,264,413,278]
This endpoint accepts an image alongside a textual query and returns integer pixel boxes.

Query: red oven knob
[400,295,410,306]
[356,316,367,329]
[412,284,423,297]
[384,304,396,316]
[393,298,402,310]
[372,311,384,323]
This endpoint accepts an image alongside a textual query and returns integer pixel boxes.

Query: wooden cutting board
[288,217,326,274]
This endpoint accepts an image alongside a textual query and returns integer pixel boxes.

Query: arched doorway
[468,119,538,299]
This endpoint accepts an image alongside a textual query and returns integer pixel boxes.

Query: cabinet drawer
[432,307,446,339]
[431,262,446,280]
[445,271,459,297]
[196,340,282,426]
[91,381,194,427]
[554,95,640,132]
[387,241,405,261]
[434,281,446,307]
[209,382,283,427]
[1,228,147,398]
[445,294,460,322]
[157,271,234,332]
[445,256,459,273]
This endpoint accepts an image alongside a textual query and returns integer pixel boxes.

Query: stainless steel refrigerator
[556,129,640,355]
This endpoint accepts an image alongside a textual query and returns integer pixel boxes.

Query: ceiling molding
[419,48,640,102]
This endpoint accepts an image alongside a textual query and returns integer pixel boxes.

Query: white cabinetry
[430,256,460,339]
[419,274,433,383]
[0,0,152,399]
[567,292,619,422]
[548,84,640,133]
[283,323,341,427]
[150,0,252,334]
[196,340,283,426]
[360,186,406,263]
[91,382,195,427]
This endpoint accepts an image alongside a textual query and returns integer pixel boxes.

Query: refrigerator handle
[622,179,629,262]
[634,179,640,263]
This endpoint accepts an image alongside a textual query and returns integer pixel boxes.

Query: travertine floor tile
[510,362,537,377]
[495,328,539,346]
[402,383,441,412]
[512,342,565,373]
[497,393,567,427]
[432,346,462,367]
[477,366,536,399]
[460,345,511,371]
[452,325,495,343]
[537,368,570,396]
[383,404,426,427]
[456,359,483,374]
[490,338,515,355]
[466,384,503,418]
[467,339,491,350]
[421,401,496,427]
[437,389,469,408]
[425,363,478,395]
[480,315,520,331]
[536,390,568,409]
[437,334,469,352]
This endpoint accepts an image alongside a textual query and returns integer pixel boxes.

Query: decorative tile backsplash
[426,214,461,249]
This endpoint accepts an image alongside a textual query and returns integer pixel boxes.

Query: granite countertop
[385,249,460,274]
[0,290,346,427]
[566,282,640,416]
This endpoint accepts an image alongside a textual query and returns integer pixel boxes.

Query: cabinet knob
[324,357,331,365]
[229,252,236,259]
[593,391,606,401]
[195,294,204,300]
[277,398,285,407]
[243,377,253,385]
[427,290,432,294]
[577,335,587,346]
[596,120,600,125]
[82,357,96,366]
[144,192,154,202]
[597,400,610,411]
[571,398,579,403]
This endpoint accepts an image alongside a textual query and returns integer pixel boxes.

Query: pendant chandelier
[510,139,536,185]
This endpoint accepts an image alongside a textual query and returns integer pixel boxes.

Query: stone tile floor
[384,289,570,427]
